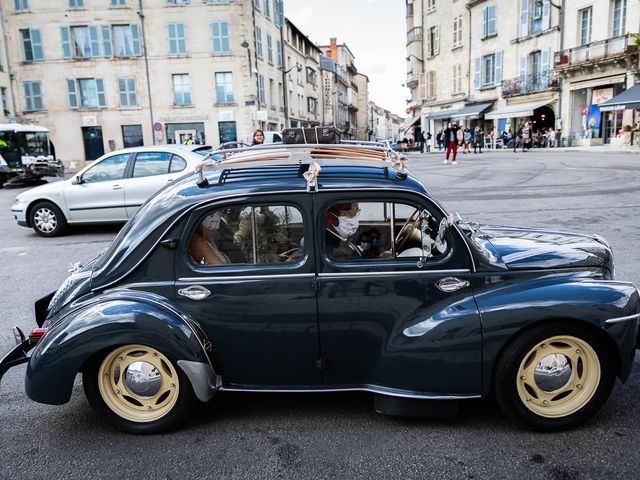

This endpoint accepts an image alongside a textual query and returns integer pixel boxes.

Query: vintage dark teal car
[1,140,639,433]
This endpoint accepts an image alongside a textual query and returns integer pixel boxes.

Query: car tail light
[28,328,48,345]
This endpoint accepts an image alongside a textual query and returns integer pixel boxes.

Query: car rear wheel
[83,344,197,433]
[495,323,615,431]
[30,201,67,237]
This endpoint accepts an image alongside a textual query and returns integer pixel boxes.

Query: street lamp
[406,54,423,63]
[281,62,302,129]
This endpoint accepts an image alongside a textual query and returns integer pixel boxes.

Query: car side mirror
[71,175,82,185]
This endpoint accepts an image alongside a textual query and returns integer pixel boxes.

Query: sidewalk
[412,145,640,155]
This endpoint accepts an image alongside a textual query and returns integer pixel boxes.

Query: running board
[374,394,459,418]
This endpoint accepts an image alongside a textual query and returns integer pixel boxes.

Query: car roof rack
[193,142,410,191]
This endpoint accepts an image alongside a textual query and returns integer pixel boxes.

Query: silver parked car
[11,145,209,237]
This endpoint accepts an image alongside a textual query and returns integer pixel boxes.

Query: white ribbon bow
[303,162,322,191]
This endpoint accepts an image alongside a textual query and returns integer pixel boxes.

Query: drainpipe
[251,4,261,130]
[0,2,17,121]
[556,0,565,139]
[138,1,155,144]
[280,22,289,129]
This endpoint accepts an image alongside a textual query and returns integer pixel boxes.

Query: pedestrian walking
[523,121,533,150]
[443,122,459,165]
[473,126,483,154]
[436,129,444,151]
[514,122,524,152]
[463,128,472,154]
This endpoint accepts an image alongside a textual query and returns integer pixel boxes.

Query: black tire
[83,344,198,434]
[494,322,616,431]
[29,201,68,237]
[0,173,5,188]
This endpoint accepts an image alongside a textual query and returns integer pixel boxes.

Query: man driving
[325,202,363,258]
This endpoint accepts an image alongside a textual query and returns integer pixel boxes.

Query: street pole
[138,0,155,145]
[280,23,289,130]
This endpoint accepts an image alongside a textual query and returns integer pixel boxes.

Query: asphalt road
[0,150,639,480]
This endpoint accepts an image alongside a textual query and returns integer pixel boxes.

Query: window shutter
[521,0,529,37]
[435,26,440,55]
[473,57,481,90]
[178,23,186,54]
[61,27,72,59]
[96,78,106,107]
[131,24,141,56]
[31,29,43,60]
[89,26,100,57]
[419,73,426,101]
[168,23,176,54]
[426,29,431,57]
[66,79,78,108]
[483,7,488,37]
[542,0,551,30]
[221,22,229,52]
[520,54,528,82]
[211,22,219,52]
[495,50,503,85]
[102,25,112,57]
[429,71,436,99]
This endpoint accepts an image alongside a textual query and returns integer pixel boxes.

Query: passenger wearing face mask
[325,202,363,258]
[189,211,231,265]
[357,230,380,259]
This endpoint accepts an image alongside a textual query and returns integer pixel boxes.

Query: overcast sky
[286,0,407,117]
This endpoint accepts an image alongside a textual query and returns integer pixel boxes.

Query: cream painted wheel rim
[98,345,180,423]
[516,335,600,418]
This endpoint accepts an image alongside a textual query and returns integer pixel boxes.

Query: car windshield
[20,132,50,156]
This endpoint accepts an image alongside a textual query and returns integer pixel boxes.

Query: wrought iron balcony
[554,34,636,70]
[501,71,558,98]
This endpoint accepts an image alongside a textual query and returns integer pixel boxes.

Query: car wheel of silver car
[495,323,616,431]
[83,344,198,433]
[30,201,67,237]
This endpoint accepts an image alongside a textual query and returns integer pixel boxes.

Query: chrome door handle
[178,285,211,300]
[435,277,469,293]
[112,184,123,190]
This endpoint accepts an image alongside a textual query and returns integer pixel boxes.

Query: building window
[69,0,84,8]
[306,67,317,86]
[111,0,127,6]
[452,64,462,93]
[172,74,191,105]
[61,26,101,58]
[66,78,106,109]
[483,54,495,86]
[263,0,270,17]
[255,25,263,58]
[168,22,187,56]
[15,0,28,11]
[20,29,43,61]
[612,0,627,37]
[452,16,463,48]
[253,0,260,10]
[483,4,497,37]
[23,81,44,112]
[276,40,282,67]
[167,0,190,4]
[107,25,141,57]
[1,87,9,115]
[122,125,143,148]
[215,72,234,104]
[258,73,266,105]
[266,34,273,64]
[426,0,435,13]
[117,77,138,107]
[530,0,544,33]
[307,97,317,114]
[427,26,439,57]
[579,7,592,46]
[211,21,230,54]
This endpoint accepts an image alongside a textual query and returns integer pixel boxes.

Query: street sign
[153,122,163,132]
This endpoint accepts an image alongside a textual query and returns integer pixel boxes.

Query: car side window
[169,154,187,173]
[82,153,129,183]
[189,205,305,266]
[325,201,448,263]
[132,152,173,178]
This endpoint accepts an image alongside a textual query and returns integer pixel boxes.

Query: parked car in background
[263,131,282,144]
[1,137,638,434]
[10,145,207,237]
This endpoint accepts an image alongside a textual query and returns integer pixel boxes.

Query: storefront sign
[256,110,268,121]
[592,88,614,105]
[83,116,97,127]
[219,110,234,122]
[158,114,209,122]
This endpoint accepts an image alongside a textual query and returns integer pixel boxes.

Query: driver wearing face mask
[325,202,363,258]
[189,211,231,265]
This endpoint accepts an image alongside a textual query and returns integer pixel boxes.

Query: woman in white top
[189,212,231,265]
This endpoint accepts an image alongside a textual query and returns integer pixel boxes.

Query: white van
[263,131,282,144]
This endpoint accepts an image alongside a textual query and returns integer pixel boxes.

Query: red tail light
[28,328,48,345]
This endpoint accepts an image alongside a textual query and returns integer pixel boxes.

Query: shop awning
[485,100,553,120]
[451,102,493,119]
[400,116,420,134]
[599,84,640,112]
[426,109,462,120]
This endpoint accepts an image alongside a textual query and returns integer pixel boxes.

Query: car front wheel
[83,344,197,433]
[495,323,616,431]
[29,201,67,237]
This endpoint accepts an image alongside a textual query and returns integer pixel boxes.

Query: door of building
[82,127,105,161]
[218,121,237,144]
[175,129,196,145]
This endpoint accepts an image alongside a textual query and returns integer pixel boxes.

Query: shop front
[485,99,556,138]
[165,122,206,145]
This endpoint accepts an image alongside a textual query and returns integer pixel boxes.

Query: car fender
[474,275,640,395]
[23,191,71,226]
[26,290,219,405]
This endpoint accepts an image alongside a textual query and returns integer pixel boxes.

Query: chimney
[329,37,338,61]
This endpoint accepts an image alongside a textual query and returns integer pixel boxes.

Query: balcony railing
[407,26,423,45]
[501,71,558,97]
[554,34,634,68]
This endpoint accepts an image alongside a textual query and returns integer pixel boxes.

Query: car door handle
[112,184,123,190]
[178,285,211,301]
[435,277,469,293]
[166,178,174,183]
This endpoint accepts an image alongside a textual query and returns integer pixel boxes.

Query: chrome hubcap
[34,208,57,232]
[533,353,573,392]
[124,361,162,397]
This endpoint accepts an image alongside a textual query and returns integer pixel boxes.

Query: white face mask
[332,213,359,238]
[202,212,222,231]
